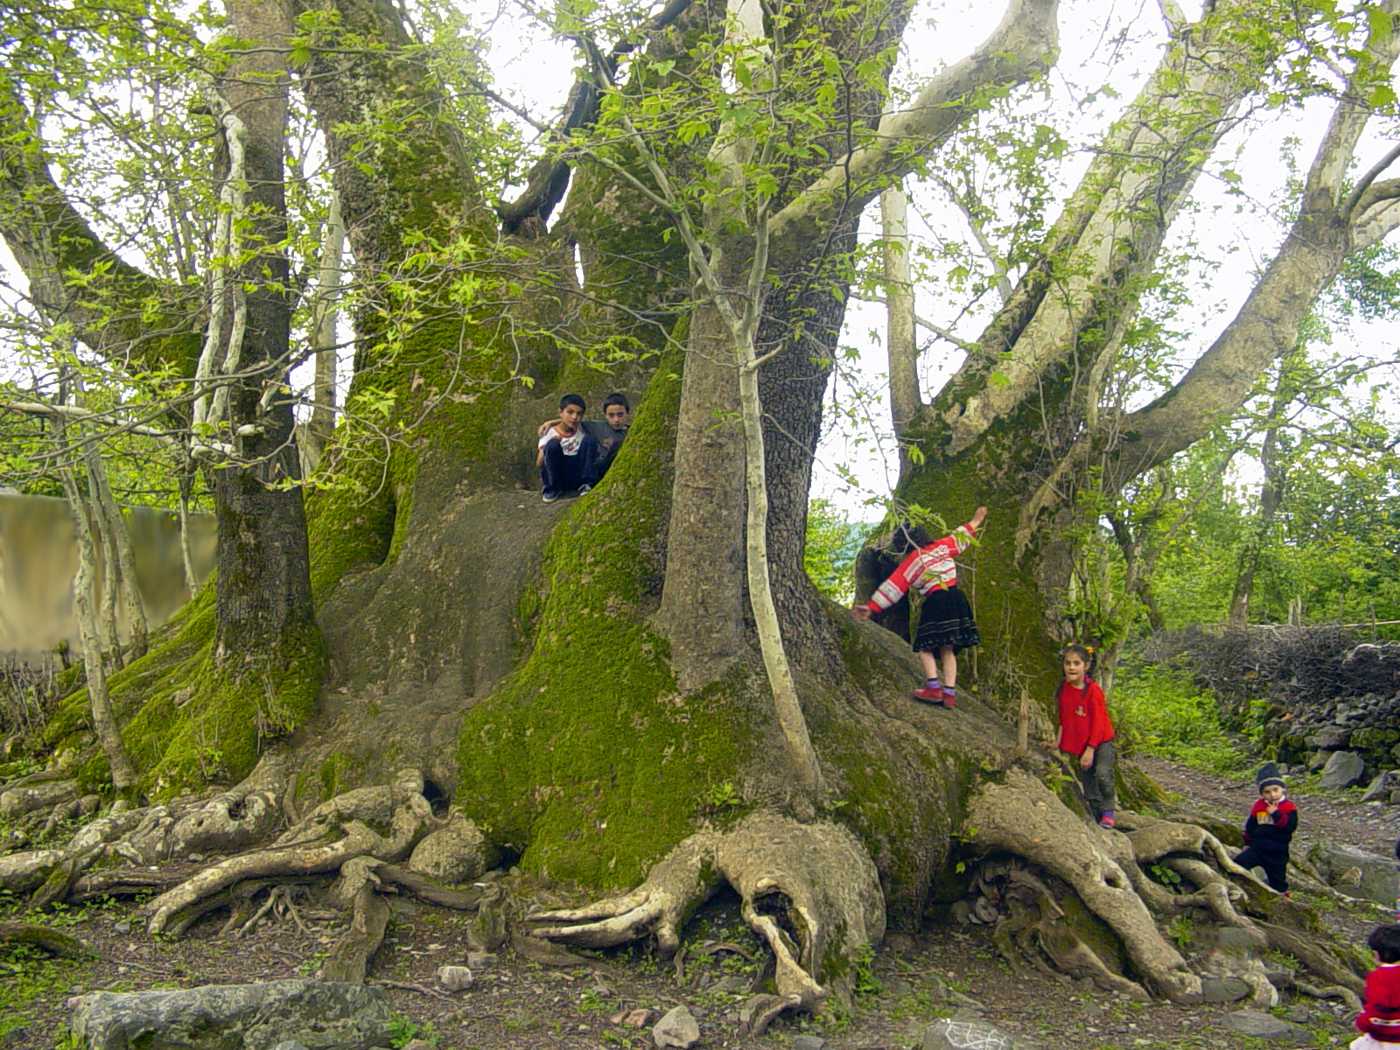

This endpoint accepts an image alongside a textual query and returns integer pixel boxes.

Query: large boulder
[406,812,499,883]
[69,980,394,1050]
[1308,843,1400,905]
[1319,750,1367,790]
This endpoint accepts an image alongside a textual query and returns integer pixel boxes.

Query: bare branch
[1343,141,1400,220]
[767,0,1061,267]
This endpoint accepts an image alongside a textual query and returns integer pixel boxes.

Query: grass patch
[1112,665,1246,775]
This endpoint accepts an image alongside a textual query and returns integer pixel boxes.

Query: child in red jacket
[1056,644,1117,829]
[1354,923,1400,1047]
[1233,763,1298,894]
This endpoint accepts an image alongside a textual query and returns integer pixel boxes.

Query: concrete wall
[0,493,216,661]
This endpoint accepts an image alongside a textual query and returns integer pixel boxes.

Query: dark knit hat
[1257,762,1286,792]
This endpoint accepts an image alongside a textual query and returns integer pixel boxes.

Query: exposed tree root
[0,921,96,959]
[975,861,1147,998]
[528,811,883,1029]
[323,877,391,984]
[1256,920,1365,995]
[147,770,433,937]
[965,769,1199,1000]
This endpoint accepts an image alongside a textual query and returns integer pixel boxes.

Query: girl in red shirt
[1056,644,1117,828]
[1355,924,1400,1047]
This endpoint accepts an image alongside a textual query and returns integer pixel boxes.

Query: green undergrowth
[44,585,325,800]
[1112,664,1247,776]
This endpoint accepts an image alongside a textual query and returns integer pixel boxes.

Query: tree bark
[211,0,314,664]
[881,184,919,483]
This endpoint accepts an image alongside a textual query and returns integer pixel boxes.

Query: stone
[0,778,78,819]
[1362,770,1400,803]
[1391,788,1400,805]
[709,975,749,995]
[1308,843,1399,904]
[1309,727,1351,750]
[609,1008,654,1028]
[1196,976,1251,1003]
[792,1037,827,1050]
[69,979,394,1050]
[921,1018,1021,1049]
[1219,1009,1309,1043]
[436,965,474,992]
[1282,1005,1311,1023]
[1212,927,1266,954]
[1307,751,1329,772]
[1319,750,1367,789]
[406,813,500,884]
[652,1005,700,1049]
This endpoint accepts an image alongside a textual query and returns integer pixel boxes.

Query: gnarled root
[975,861,1147,998]
[147,769,434,937]
[529,811,884,1031]
[966,769,1200,1001]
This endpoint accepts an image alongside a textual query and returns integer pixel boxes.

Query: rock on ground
[1319,750,1367,790]
[406,812,499,883]
[652,1004,700,1049]
[69,979,394,1050]
[1308,842,1400,904]
[921,1018,1026,1049]
[1219,1008,1311,1043]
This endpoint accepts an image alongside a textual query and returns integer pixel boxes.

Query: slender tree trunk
[211,0,315,663]
[51,417,135,791]
[301,189,344,477]
[1227,348,1302,627]
[882,183,918,483]
[87,445,149,658]
[90,458,124,670]
[177,453,199,597]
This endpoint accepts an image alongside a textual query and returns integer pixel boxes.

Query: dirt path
[1136,755,1400,859]
[3,755,1396,1050]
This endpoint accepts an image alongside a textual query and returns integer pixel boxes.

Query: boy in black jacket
[1234,762,1298,894]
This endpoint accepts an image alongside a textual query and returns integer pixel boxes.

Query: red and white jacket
[864,521,978,613]
[1357,962,1400,1042]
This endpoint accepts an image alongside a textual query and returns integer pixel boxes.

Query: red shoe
[941,686,957,708]
[912,686,943,703]
[1098,814,1116,829]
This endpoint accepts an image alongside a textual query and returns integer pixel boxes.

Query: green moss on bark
[455,346,764,887]
[46,585,324,800]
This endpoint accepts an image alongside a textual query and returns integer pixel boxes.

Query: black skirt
[913,586,980,653]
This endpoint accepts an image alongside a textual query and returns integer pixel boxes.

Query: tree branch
[767,0,1061,268]
[0,78,202,378]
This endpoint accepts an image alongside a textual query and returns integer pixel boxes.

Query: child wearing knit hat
[1233,762,1298,895]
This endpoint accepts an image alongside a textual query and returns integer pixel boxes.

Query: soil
[3,756,1397,1050]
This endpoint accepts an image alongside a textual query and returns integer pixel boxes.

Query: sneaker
[941,686,957,708]
[542,490,560,504]
[912,686,943,703]
[577,484,592,495]
[1098,813,1116,829]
